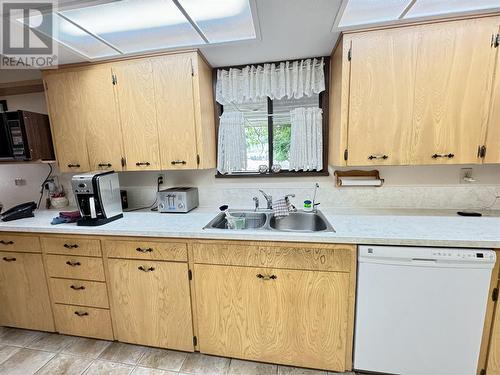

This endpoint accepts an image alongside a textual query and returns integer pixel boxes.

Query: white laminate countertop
[0,208,499,248]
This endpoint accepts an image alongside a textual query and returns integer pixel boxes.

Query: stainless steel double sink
[203,209,335,233]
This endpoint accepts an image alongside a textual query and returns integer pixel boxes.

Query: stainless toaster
[157,187,199,213]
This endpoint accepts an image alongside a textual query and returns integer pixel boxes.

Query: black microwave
[0,110,55,161]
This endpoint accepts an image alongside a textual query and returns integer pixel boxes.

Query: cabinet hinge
[493,33,500,48]
[193,336,197,346]
[480,369,487,375]
[493,287,498,302]
[121,157,126,167]
[344,149,348,161]
[196,154,200,165]
[188,269,193,280]
[112,73,117,85]
[479,145,487,159]
[347,47,352,61]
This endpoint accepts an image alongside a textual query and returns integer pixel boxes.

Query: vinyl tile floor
[0,327,359,375]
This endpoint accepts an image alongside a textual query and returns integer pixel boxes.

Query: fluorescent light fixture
[406,0,500,18]
[339,0,412,27]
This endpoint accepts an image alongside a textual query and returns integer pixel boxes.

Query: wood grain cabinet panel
[41,237,101,257]
[104,239,187,261]
[45,254,105,281]
[49,278,109,308]
[152,53,198,170]
[487,290,500,374]
[0,234,40,253]
[347,27,418,166]
[107,258,194,351]
[195,264,350,371]
[0,252,54,331]
[53,304,113,340]
[409,18,499,165]
[485,26,500,164]
[43,71,90,173]
[112,60,160,171]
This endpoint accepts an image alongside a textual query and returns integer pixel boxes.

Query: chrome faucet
[259,190,273,209]
[312,183,320,212]
[253,196,259,211]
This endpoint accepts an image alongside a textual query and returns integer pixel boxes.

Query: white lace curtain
[216,58,325,105]
[289,107,323,171]
[217,111,247,174]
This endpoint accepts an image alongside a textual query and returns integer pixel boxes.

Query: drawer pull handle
[63,244,79,249]
[98,163,112,168]
[66,261,81,267]
[432,153,454,159]
[2,257,16,262]
[171,160,187,165]
[136,247,153,253]
[0,240,14,245]
[368,154,388,160]
[135,162,151,166]
[70,285,86,290]
[74,311,89,317]
[67,163,81,168]
[138,266,155,272]
[256,273,277,280]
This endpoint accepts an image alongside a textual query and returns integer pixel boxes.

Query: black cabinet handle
[0,240,14,245]
[74,311,89,317]
[171,160,187,165]
[256,273,277,280]
[67,164,81,168]
[368,155,388,160]
[432,153,454,159]
[136,162,151,166]
[136,247,153,253]
[98,163,112,168]
[66,260,81,267]
[63,244,79,249]
[2,257,16,262]
[138,266,155,272]
[70,285,85,290]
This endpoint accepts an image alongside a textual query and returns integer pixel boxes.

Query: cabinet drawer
[45,255,105,281]
[192,242,354,272]
[41,237,101,257]
[0,234,40,253]
[53,304,113,340]
[104,240,187,261]
[49,278,109,308]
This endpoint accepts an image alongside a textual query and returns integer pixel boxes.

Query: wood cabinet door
[112,60,160,171]
[152,54,198,170]
[0,252,54,331]
[487,286,500,374]
[195,264,350,371]
[409,18,499,164]
[485,26,500,164]
[44,71,90,173]
[79,66,124,171]
[107,259,193,351]
[347,27,418,166]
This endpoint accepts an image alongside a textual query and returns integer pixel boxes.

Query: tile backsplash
[1,164,500,212]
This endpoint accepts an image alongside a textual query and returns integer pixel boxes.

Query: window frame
[214,56,330,178]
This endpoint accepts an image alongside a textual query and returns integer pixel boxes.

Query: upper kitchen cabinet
[43,70,90,173]
[485,30,500,164]
[112,59,161,171]
[43,50,215,173]
[330,15,500,166]
[153,52,216,170]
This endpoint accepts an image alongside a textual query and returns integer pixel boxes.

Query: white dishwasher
[354,245,496,375]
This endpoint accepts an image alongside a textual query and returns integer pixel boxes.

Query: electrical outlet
[14,178,26,186]
[460,168,476,184]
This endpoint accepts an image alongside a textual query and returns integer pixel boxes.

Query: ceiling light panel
[178,0,256,43]
[60,0,204,54]
[405,0,500,18]
[339,0,413,27]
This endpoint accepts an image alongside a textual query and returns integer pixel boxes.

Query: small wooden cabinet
[0,247,54,332]
[42,50,215,172]
[330,15,500,166]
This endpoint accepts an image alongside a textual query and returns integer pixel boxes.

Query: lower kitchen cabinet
[0,251,54,332]
[194,264,350,371]
[107,258,194,351]
[53,304,113,340]
[488,305,500,374]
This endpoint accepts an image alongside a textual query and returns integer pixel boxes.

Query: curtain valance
[216,58,325,105]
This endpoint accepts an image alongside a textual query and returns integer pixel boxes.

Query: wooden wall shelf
[0,79,45,96]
